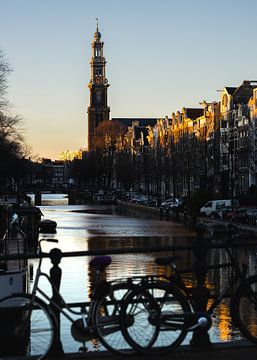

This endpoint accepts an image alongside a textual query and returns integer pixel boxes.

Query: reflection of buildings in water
[207,248,220,286]
[87,235,192,250]
[86,232,257,344]
[206,246,257,342]
[91,337,101,352]
[85,233,197,291]
[86,234,195,280]
[86,256,108,300]
[216,302,233,342]
[236,247,257,277]
[237,286,257,338]
[200,249,233,342]
[207,248,234,295]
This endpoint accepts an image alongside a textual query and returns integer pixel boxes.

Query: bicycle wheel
[231,275,257,343]
[120,281,190,354]
[93,281,136,355]
[0,294,56,359]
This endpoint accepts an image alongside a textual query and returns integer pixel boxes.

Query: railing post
[183,206,188,223]
[190,222,212,347]
[48,248,65,356]
[175,206,179,220]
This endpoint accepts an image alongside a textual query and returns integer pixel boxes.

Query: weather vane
[96,17,99,31]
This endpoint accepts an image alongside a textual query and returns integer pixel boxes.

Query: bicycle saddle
[90,256,112,271]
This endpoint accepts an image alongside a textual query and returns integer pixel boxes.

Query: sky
[1,0,257,159]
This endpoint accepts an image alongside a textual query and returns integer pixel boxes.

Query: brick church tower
[87,20,110,151]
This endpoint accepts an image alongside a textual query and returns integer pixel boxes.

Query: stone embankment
[117,200,257,237]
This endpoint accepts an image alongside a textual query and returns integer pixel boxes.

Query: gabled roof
[112,118,158,127]
[232,81,255,105]
[225,87,237,95]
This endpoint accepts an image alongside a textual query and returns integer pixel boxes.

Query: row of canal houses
[12,80,257,201]
[127,80,257,199]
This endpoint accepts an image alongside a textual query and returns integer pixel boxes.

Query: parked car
[160,198,184,210]
[245,208,257,226]
[130,195,157,206]
[144,198,157,207]
[200,199,239,217]
[218,206,233,220]
[230,208,248,224]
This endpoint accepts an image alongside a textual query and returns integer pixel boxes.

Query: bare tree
[0,49,11,110]
[94,120,127,188]
[0,50,30,193]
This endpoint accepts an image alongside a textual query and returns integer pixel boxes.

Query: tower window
[96,69,102,76]
[95,48,101,57]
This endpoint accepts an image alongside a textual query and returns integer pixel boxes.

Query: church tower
[87,20,110,151]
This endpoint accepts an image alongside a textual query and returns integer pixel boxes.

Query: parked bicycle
[0,239,136,359]
[120,234,257,354]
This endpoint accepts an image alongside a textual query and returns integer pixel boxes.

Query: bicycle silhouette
[0,239,135,359]
[120,234,257,354]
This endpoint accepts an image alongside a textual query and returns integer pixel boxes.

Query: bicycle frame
[30,243,94,328]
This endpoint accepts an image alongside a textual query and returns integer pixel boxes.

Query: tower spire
[94,18,101,41]
[87,23,110,151]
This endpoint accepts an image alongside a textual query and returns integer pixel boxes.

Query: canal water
[28,193,257,353]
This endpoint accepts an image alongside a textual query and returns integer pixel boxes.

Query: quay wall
[116,200,257,237]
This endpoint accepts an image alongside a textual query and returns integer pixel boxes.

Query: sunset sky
[1,0,257,159]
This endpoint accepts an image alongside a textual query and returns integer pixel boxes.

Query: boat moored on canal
[0,212,29,356]
[0,220,28,299]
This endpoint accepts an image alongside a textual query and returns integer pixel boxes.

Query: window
[221,120,227,128]
[205,202,212,208]
[216,202,225,210]
[95,48,101,57]
[222,94,228,107]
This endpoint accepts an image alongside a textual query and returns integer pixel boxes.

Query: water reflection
[28,194,257,352]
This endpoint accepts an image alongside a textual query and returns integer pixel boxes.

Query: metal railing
[1,225,257,356]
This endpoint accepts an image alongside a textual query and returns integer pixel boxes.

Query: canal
[29,193,257,353]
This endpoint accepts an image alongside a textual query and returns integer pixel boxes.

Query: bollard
[190,223,211,347]
[175,207,179,221]
[160,207,163,220]
[183,207,188,223]
[48,248,65,356]
[34,191,42,206]
[68,190,77,205]
[166,208,170,221]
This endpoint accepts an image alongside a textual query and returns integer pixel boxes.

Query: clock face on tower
[95,75,102,84]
